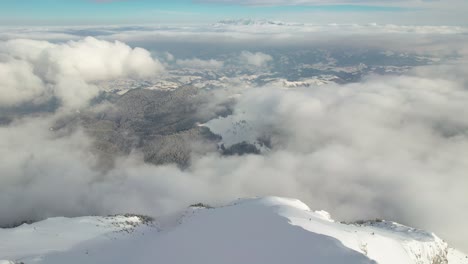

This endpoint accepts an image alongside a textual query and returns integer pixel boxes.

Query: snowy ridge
[1,197,467,264]
[214,19,292,26]
[0,215,157,263]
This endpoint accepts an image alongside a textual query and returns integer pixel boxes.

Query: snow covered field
[1,197,467,264]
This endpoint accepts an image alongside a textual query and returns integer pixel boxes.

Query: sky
[0,0,467,26]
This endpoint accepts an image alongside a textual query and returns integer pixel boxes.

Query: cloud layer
[2,63,468,251]
[0,28,468,254]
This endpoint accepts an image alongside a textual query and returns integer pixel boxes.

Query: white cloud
[1,62,468,251]
[0,60,47,107]
[0,37,164,108]
[1,37,163,82]
[165,52,175,61]
[239,51,273,67]
[201,67,468,250]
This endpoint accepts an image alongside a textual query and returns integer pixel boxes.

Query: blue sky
[0,0,466,26]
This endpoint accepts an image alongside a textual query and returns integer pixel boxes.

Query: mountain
[214,19,291,26]
[52,86,226,168]
[1,197,466,264]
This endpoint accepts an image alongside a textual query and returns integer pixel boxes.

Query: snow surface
[203,115,270,152]
[1,197,466,264]
[0,215,151,263]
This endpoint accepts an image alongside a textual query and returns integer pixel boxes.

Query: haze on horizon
[0,0,467,26]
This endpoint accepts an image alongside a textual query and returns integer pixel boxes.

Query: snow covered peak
[228,196,311,211]
[215,19,289,26]
[1,197,467,264]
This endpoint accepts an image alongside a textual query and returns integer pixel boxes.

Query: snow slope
[0,215,156,263]
[1,197,466,264]
[203,116,270,152]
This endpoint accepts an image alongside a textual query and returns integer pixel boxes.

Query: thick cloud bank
[0,60,45,107]
[0,31,468,253]
[0,37,164,108]
[2,65,468,250]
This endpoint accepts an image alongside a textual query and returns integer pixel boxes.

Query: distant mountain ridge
[214,19,298,26]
